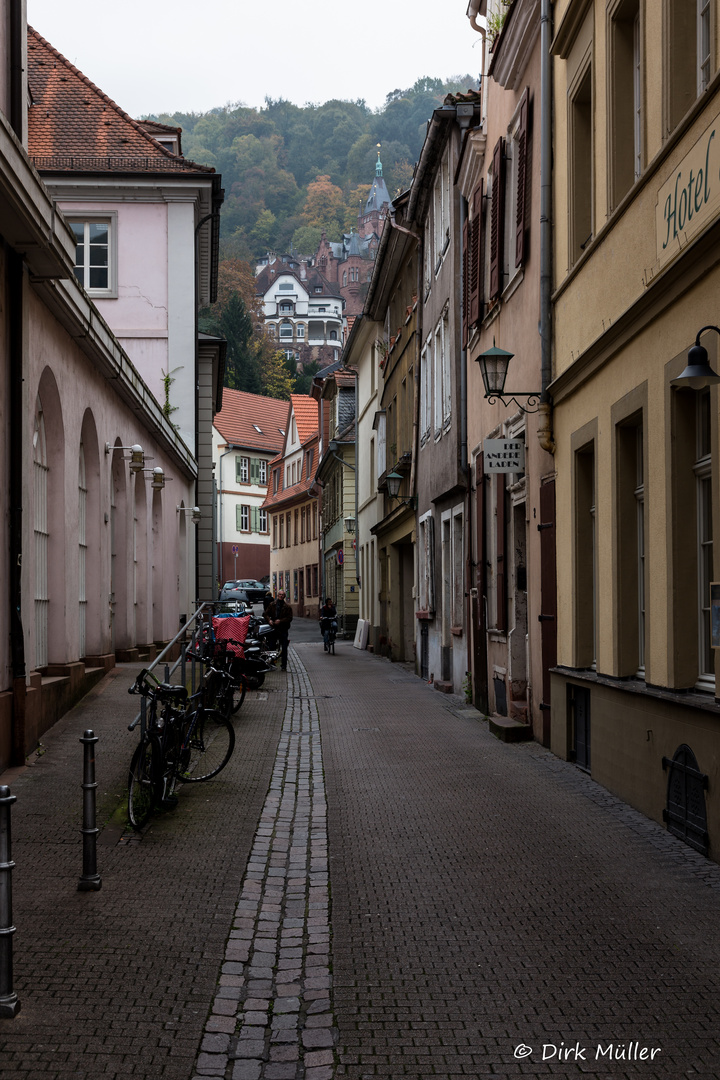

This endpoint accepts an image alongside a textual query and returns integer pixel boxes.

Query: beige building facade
[550,0,720,858]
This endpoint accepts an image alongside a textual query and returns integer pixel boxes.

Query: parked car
[219,579,267,604]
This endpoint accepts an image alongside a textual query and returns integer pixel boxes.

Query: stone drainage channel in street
[192,648,336,1080]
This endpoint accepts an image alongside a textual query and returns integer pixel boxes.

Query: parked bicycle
[127,667,235,829]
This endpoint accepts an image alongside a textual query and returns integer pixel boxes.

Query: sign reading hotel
[483,439,525,473]
[656,116,720,271]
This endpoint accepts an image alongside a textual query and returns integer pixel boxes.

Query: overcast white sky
[27,0,485,118]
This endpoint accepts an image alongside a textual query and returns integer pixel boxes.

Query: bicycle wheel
[159,722,183,807]
[128,738,155,829]
[218,675,246,717]
[180,709,235,782]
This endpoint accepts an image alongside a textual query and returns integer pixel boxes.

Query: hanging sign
[337,549,344,565]
[483,439,525,473]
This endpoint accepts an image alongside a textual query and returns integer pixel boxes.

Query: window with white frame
[69,218,116,296]
[279,321,293,338]
[237,504,250,532]
[424,215,432,297]
[418,511,436,613]
[441,311,451,428]
[452,506,464,628]
[259,459,267,484]
[236,456,249,483]
[420,341,431,444]
[698,0,711,93]
[297,324,305,339]
[433,325,443,438]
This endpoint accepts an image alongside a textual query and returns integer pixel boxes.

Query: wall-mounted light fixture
[671,326,720,389]
[386,470,418,510]
[140,466,169,489]
[344,516,356,534]
[177,506,202,524]
[476,340,542,414]
[105,443,145,472]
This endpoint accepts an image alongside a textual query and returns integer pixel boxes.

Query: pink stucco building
[0,12,223,770]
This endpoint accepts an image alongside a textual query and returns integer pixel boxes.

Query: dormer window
[314,286,323,293]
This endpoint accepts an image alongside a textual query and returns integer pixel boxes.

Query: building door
[539,478,557,745]
[662,744,709,855]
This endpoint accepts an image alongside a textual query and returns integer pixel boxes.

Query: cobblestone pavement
[190,648,335,1080]
[0,662,285,1080]
[3,640,720,1080]
[296,640,720,1080]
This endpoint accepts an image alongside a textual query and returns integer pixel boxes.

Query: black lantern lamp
[386,470,418,510]
[671,326,720,390]
[476,339,541,413]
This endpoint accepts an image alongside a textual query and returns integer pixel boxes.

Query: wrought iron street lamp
[386,470,418,510]
[344,516,356,534]
[671,326,720,389]
[475,340,541,413]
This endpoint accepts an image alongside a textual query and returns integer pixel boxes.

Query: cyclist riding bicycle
[320,597,338,651]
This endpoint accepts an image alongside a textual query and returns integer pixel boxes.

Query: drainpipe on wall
[9,249,26,765]
[466,0,488,84]
[538,0,555,454]
[218,445,235,586]
[9,1,27,763]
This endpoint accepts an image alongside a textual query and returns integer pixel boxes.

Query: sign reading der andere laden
[483,439,525,473]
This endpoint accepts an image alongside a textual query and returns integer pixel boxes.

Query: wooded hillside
[146,76,476,260]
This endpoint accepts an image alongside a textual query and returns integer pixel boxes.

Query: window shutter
[462,215,470,349]
[469,182,483,329]
[235,457,242,483]
[235,504,242,531]
[496,474,507,632]
[251,506,259,532]
[427,515,436,613]
[490,138,505,301]
[250,458,259,484]
[515,88,530,268]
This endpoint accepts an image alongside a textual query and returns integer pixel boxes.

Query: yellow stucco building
[550,0,720,858]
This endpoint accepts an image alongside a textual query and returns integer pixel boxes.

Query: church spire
[376,143,383,177]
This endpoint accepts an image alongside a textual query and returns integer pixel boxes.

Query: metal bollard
[0,785,20,1018]
[78,730,102,892]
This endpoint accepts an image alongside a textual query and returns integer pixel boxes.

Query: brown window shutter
[462,214,470,349]
[515,88,530,268]
[489,137,505,301]
[496,473,507,632]
[469,181,483,328]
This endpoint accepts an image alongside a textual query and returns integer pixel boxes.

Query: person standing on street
[267,590,293,671]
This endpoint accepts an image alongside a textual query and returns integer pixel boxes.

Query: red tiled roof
[262,433,320,510]
[290,395,319,443]
[214,390,289,454]
[27,28,214,175]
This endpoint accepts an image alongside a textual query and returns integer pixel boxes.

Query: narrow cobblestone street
[1,634,720,1080]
